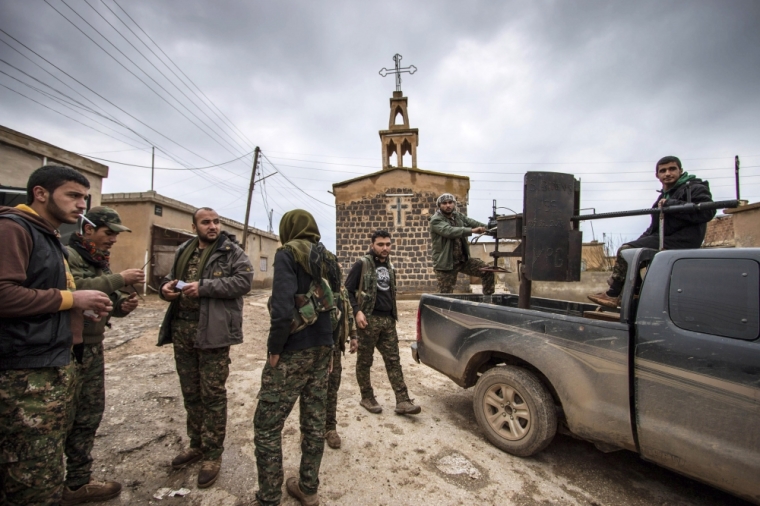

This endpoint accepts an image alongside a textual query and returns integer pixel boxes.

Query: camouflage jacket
[65,246,131,344]
[429,210,485,271]
[346,254,397,320]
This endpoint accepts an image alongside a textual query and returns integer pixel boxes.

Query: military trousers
[64,342,105,489]
[172,319,231,461]
[325,345,342,432]
[253,346,331,506]
[356,314,410,404]
[0,362,76,506]
[435,258,495,295]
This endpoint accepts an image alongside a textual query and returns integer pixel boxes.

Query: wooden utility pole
[242,147,260,248]
[150,146,155,191]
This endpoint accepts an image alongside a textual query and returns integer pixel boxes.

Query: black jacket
[0,213,72,369]
[267,248,333,355]
[633,178,715,249]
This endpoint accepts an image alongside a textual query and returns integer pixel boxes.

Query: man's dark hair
[26,165,90,204]
[192,207,216,225]
[371,229,391,243]
[655,156,682,171]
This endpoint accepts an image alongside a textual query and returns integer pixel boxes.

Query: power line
[82,0,253,160]
[98,0,254,156]
[78,149,257,170]
[48,0,251,165]
[110,0,257,152]
[0,28,224,171]
[261,153,335,209]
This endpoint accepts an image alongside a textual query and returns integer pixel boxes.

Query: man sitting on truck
[588,155,715,308]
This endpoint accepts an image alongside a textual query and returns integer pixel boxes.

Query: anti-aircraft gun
[480,171,739,309]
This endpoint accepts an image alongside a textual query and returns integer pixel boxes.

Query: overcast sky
[1,0,759,250]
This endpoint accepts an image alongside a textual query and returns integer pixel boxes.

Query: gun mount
[479,172,739,309]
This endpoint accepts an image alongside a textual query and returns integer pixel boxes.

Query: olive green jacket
[429,210,486,271]
[65,246,132,344]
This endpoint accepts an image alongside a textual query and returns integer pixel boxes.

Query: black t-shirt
[374,264,393,314]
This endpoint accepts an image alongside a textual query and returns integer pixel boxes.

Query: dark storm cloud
[1,0,759,247]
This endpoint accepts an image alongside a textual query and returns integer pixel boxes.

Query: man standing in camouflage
[0,165,112,506]
[159,208,253,489]
[62,206,145,505]
[324,285,358,449]
[429,193,495,295]
[254,210,338,506]
[346,230,421,416]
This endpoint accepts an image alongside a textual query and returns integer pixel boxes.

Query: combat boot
[286,476,319,506]
[171,447,203,469]
[325,429,341,449]
[360,397,382,414]
[61,480,121,505]
[198,458,222,488]
[395,399,421,415]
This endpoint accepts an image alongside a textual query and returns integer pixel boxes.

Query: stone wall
[336,187,470,294]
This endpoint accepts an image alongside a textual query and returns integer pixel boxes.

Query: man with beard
[346,230,421,416]
[429,193,495,295]
[588,156,715,308]
[159,208,253,489]
[62,206,145,505]
[0,165,112,505]
[254,210,339,506]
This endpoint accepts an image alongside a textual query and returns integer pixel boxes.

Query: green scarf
[175,236,220,282]
[278,210,322,278]
[662,172,697,199]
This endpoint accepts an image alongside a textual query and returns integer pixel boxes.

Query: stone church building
[333,90,471,294]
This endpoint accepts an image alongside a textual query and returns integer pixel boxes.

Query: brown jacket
[157,232,253,349]
[0,205,73,317]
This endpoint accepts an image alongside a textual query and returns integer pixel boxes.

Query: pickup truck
[412,248,760,503]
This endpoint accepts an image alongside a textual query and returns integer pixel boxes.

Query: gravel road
[90,293,751,506]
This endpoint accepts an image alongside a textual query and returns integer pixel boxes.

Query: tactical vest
[357,254,397,320]
[0,214,72,369]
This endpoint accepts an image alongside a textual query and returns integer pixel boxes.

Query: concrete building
[704,203,760,249]
[102,191,279,290]
[0,124,108,206]
[333,90,471,294]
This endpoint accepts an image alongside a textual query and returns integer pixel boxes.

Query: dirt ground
[91,292,750,506]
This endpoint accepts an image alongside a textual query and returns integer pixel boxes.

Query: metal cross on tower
[379,53,417,92]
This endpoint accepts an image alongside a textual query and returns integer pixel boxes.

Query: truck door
[634,252,760,500]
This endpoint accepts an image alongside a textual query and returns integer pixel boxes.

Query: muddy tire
[472,366,557,457]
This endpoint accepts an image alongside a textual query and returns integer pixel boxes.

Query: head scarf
[278,210,342,290]
[437,193,457,207]
[69,232,110,270]
[279,210,322,278]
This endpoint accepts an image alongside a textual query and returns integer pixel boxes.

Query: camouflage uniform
[608,244,633,287]
[254,346,331,506]
[435,258,495,294]
[0,362,76,506]
[64,344,105,489]
[326,287,356,432]
[172,249,231,460]
[356,314,410,403]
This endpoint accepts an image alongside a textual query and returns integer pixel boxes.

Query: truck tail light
[416,307,422,342]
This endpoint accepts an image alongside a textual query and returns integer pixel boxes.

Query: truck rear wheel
[473,366,557,457]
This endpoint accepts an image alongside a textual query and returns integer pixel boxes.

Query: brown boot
[360,397,382,414]
[325,429,341,449]
[286,476,319,506]
[171,448,203,470]
[395,399,421,415]
[588,292,621,308]
[198,458,222,489]
[61,480,121,505]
